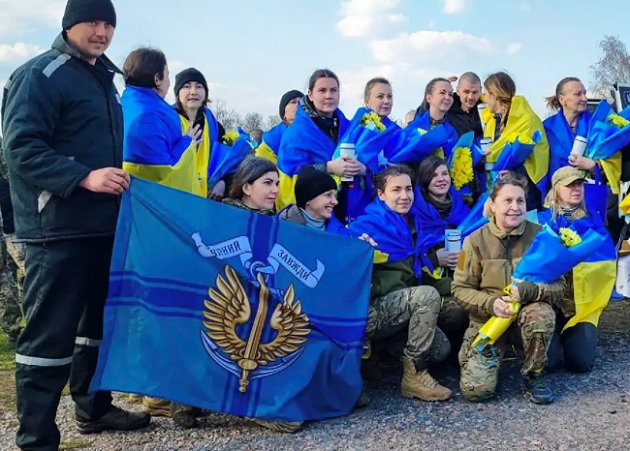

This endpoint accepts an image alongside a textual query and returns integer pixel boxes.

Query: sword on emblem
[202,266,311,393]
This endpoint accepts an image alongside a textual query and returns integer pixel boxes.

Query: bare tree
[590,36,630,100]
[264,115,282,130]
[240,112,264,133]
[211,99,241,131]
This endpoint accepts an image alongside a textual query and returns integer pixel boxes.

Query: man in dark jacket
[0,137,22,348]
[447,72,484,138]
[1,0,150,448]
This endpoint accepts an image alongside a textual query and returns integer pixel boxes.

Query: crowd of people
[0,0,628,449]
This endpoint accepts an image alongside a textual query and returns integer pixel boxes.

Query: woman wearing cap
[452,171,563,404]
[174,68,234,200]
[414,156,470,346]
[349,165,452,403]
[538,166,616,373]
[121,48,203,196]
[481,72,550,210]
[255,90,304,165]
[277,69,365,211]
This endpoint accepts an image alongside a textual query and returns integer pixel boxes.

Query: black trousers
[547,314,598,374]
[15,237,114,451]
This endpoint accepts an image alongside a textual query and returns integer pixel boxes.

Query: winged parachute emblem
[203,265,311,393]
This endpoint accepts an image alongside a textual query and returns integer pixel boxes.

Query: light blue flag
[90,177,373,422]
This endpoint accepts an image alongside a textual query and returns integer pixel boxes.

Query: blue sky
[1,0,630,126]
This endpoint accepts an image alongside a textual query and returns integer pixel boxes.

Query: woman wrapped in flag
[452,171,565,405]
[255,90,304,165]
[413,156,470,343]
[481,72,550,210]
[349,166,452,403]
[276,69,357,211]
[174,68,251,201]
[539,166,616,374]
[387,78,459,165]
[121,49,204,197]
[543,77,623,197]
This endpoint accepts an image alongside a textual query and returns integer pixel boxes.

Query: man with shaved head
[447,72,484,138]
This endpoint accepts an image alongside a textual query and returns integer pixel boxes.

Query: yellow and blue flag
[387,110,459,163]
[544,101,623,194]
[255,122,287,165]
[122,86,200,195]
[482,96,550,195]
[90,177,373,422]
[349,198,424,272]
[413,186,469,275]
[276,101,350,210]
[538,210,616,330]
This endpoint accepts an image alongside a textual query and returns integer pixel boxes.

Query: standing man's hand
[79,168,130,195]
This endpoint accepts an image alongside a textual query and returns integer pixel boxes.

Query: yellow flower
[359,112,386,132]
[608,113,630,129]
[223,131,240,146]
[449,147,474,190]
[559,228,582,247]
[423,266,444,279]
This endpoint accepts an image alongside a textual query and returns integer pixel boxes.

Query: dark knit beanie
[295,166,337,209]
[62,0,117,29]
[279,90,304,120]
[174,68,208,96]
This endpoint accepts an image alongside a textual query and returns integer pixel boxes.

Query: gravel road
[1,331,629,450]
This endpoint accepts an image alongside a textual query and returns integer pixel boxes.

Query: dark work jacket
[446,93,484,138]
[1,33,124,242]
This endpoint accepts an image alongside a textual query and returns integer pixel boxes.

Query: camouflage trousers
[377,298,468,363]
[366,285,442,367]
[458,302,555,402]
[0,234,22,339]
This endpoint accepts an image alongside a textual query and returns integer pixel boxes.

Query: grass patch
[0,334,16,414]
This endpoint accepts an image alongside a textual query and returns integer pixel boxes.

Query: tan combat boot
[400,357,452,401]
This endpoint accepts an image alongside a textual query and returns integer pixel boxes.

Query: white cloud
[370,30,492,64]
[506,42,523,55]
[0,1,65,37]
[440,0,470,14]
[337,0,407,37]
[0,42,44,64]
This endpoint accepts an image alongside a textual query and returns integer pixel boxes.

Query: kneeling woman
[350,166,451,402]
[452,171,564,404]
[539,166,615,373]
[415,156,470,344]
[222,156,303,433]
[278,166,348,233]
[223,157,280,214]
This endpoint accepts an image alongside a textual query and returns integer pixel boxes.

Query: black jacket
[1,34,123,242]
[446,93,484,138]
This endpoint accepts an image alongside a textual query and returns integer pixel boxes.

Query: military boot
[400,357,451,401]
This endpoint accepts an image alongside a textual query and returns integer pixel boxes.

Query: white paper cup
[444,229,462,252]
[339,144,356,182]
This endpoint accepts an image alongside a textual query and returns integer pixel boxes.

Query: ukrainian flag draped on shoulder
[543,103,622,194]
[413,187,469,275]
[256,122,287,165]
[482,96,550,194]
[388,111,459,163]
[537,210,615,330]
[276,103,350,210]
[90,177,373,421]
[122,86,199,195]
[349,199,423,274]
